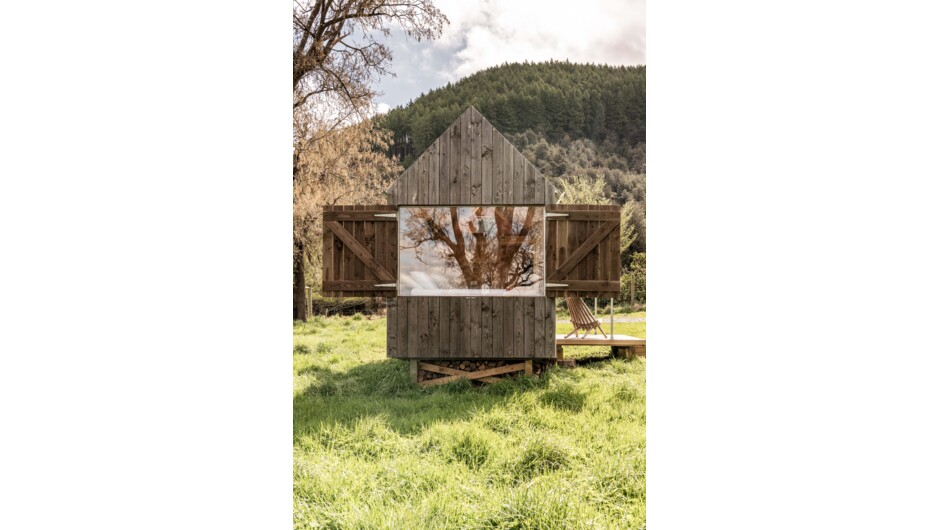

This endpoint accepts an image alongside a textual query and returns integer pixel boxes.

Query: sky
[373,0,646,112]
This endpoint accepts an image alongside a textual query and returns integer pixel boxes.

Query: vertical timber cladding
[387,106,558,359]
[321,205,398,297]
[544,204,621,298]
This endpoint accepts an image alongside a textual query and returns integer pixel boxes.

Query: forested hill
[379,61,645,170]
[380,61,646,254]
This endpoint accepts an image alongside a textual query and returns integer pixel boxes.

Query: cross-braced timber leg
[417,361,529,387]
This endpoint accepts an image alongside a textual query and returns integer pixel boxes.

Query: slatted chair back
[563,296,608,338]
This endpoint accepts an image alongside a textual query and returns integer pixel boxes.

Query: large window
[398,206,545,296]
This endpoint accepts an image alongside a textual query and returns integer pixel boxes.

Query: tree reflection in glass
[399,207,544,296]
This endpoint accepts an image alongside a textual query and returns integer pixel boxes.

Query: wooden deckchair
[563,296,608,338]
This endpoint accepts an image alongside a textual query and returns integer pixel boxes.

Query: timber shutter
[545,204,621,297]
[321,205,398,297]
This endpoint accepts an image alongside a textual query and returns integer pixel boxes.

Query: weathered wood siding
[321,205,398,297]
[385,106,558,360]
[388,107,556,206]
[545,204,621,297]
[387,296,555,359]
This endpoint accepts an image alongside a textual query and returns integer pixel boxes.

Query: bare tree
[400,207,542,291]
[292,0,448,320]
[294,110,401,301]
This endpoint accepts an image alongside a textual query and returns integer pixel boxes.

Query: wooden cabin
[322,107,621,384]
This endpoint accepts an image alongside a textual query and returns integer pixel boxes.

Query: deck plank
[555,334,646,346]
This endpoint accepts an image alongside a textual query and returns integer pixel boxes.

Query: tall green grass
[294,315,646,529]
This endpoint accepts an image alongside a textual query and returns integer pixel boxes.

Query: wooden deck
[555,334,646,360]
[556,334,645,346]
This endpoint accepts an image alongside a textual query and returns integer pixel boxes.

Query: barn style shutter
[545,205,621,297]
[321,205,398,297]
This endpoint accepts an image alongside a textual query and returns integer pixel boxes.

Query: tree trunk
[293,235,308,322]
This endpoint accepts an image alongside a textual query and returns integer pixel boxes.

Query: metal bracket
[374,283,397,288]
[374,213,397,218]
[545,283,569,288]
[545,212,569,218]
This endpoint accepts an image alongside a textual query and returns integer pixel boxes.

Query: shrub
[619,252,646,305]
[308,294,384,316]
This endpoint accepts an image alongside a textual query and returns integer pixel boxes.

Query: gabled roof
[387,106,556,206]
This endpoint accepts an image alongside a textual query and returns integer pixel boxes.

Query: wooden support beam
[323,211,397,221]
[323,280,396,291]
[545,210,619,221]
[417,361,527,386]
[418,362,503,384]
[548,220,618,281]
[324,221,395,282]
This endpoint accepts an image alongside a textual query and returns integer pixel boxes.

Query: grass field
[294,313,646,529]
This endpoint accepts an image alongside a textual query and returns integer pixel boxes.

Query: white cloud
[373,0,645,107]
[434,0,645,80]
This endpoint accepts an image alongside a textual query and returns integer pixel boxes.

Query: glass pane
[399,206,545,297]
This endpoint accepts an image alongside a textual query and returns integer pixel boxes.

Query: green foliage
[630,252,646,274]
[294,315,647,529]
[379,61,646,255]
[307,292,383,315]
[621,203,638,258]
[511,131,645,204]
[381,62,645,161]
[557,174,608,205]
[620,252,646,305]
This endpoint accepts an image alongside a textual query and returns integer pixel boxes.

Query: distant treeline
[380,61,646,170]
